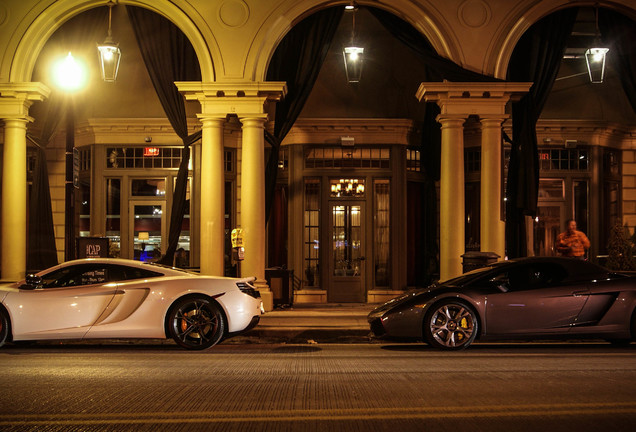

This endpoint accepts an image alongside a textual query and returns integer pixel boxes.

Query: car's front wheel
[167,296,225,350]
[424,300,478,350]
[0,308,10,348]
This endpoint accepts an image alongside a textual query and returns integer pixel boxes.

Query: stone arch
[491,0,636,79]
[6,0,216,84]
[247,0,466,82]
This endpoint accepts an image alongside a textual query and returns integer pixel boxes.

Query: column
[1,118,29,280]
[240,115,273,311]
[198,115,226,275]
[438,115,466,281]
[480,116,507,258]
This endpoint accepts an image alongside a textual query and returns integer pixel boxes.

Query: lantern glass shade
[97,42,121,82]
[585,47,609,83]
[343,46,364,83]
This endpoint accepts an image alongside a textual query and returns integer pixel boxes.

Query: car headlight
[236,282,261,299]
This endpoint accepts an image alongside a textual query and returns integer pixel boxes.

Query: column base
[253,278,274,312]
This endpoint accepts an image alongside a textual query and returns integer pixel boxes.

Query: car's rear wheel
[0,309,9,348]
[424,300,478,350]
[167,296,225,350]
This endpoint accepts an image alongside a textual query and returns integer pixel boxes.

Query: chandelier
[331,179,365,197]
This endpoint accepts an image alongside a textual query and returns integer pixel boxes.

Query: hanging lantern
[585,6,609,84]
[97,1,121,82]
[343,2,364,83]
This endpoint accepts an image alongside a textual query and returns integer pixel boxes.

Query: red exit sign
[144,147,160,157]
[539,152,550,160]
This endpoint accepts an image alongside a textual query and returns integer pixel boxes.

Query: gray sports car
[368,257,636,350]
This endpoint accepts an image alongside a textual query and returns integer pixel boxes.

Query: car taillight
[236,282,261,299]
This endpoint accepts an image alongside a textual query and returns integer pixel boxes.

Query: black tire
[167,296,225,350]
[424,300,478,350]
[0,308,10,348]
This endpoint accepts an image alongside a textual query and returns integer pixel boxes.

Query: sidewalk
[231,303,379,344]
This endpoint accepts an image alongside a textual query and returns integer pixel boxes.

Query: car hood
[369,283,451,317]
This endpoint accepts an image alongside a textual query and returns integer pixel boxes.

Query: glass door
[533,204,565,256]
[129,201,166,262]
[329,202,365,302]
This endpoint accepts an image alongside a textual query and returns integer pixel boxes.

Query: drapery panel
[505,8,578,258]
[26,8,108,271]
[368,7,500,83]
[265,7,344,222]
[127,6,202,266]
[368,6,500,279]
[26,99,62,271]
[599,9,636,114]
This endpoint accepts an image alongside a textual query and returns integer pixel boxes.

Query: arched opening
[504,6,636,263]
[263,5,497,302]
[27,4,206,271]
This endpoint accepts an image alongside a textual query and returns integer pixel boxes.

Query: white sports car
[0,258,263,350]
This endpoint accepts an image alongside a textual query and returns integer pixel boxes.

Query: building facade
[1,0,635,310]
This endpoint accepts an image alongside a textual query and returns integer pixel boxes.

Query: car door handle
[573,290,588,297]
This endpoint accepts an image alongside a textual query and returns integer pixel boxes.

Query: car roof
[38,258,189,276]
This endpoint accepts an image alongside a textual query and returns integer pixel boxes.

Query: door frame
[326,200,366,302]
[128,200,167,260]
[533,202,566,257]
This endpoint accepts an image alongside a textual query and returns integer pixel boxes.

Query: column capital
[479,115,509,126]
[239,114,268,124]
[197,113,228,124]
[0,82,50,120]
[435,114,467,126]
[417,81,531,117]
[176,81,286,117]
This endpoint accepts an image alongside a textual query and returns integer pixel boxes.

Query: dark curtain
[127,6,202,265]
[264,7,344,222]
[368,7,500,83]
[26,8,109,271]
[368,6,499,281]
[505,8,578,258]
[267,185,288,267]
[26,96,64,271]
[599,9,636,114]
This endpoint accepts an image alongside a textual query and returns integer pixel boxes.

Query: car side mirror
[20,274,43,290]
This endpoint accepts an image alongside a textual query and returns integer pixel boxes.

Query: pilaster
[417,82,530,279]
[176,81,286,311]
[437,115,466,280]
[0,82,50,281]
[480,116,508,258]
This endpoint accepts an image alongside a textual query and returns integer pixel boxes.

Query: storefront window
[374,180,390,287]
[105,178,121,257]
[131,178,166,197]
[106,147,185,169]
[538,179,564,199]
[574,180,589,235]
[79,181,90,237]
[173,177,191,267]
[304,179,320,287]
[406,149,421,172]
[305,147,389,169]
[538,148,589,171]
[465,182,480,251]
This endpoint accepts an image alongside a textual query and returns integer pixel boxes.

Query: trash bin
[265,268,293,307]
[461,251,500,273]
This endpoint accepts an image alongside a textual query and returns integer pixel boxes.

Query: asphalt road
[2,342,636,431]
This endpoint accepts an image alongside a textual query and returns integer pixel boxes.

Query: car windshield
[439,262,507,286]
[144,261,198,275]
